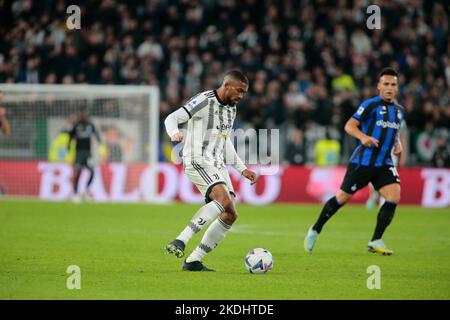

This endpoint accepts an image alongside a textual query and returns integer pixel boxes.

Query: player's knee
[214,193,227,206]
[223,210,237,224]
[213,192,233,212]
[380,185,401,203]
[336,191,352,205]
[209,185,237,223]
[221,209,237,225]
[385,191,401,203]
[222,196,236,215]
[219,197,237,223]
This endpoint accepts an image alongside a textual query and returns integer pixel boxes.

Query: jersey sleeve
[91,123,101,142]
[225,137,247,174]
[183,93,209,118]
[352,100,374,122]
[164,107,190,138]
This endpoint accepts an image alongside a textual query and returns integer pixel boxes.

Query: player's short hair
[378,67,398,79]
[224,70,249,85]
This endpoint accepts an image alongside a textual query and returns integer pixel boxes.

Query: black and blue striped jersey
[349,96,404,167]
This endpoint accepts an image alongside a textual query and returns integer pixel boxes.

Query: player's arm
[344,117,379,148]
[92,123,101,143]
[225,137,257,185]
[165,94,210,143]
[91,123,107,160]
[394,122,407,166]
[164,93,208,142]
[0,118,10,136]
[164,107,190,143]
[393,139,402,155]
[67,124,76,149]
[348,102,380,148]
[0,107,10,136]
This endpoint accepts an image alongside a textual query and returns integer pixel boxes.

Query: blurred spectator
[432,134,450,168]
[102,125,134,162]
[415,121,437,164]
[331,67,356,93]
[314,128,341,166]
[17,57,40,83]
[83,54,101,83]
[48,115,77,163]
[285,129,306,165]
[351,28,372,56]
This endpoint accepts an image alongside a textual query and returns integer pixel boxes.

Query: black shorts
[75,150,92,167]
[340,164,400,194]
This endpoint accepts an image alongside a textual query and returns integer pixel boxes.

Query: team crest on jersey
[188,100,197,107]
[357,106,364,115]
[382,105,387,111]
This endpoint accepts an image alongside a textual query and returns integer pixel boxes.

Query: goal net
[0,84,160,202]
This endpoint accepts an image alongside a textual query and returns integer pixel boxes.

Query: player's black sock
[312,196,343,233]
[86,166,94,187]
[371,201,397,241]
[74,169,81,194]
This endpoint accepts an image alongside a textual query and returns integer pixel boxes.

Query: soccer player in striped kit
[164,70,257,271]
[305,68,404,255]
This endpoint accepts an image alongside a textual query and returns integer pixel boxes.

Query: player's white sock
[176,200,225,245]
[186,217,231,263]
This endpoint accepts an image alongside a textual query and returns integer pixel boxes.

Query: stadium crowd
[0,0,449,166]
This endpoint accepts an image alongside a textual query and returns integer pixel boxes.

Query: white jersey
[181,90,237,168]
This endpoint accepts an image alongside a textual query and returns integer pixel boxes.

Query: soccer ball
[244,248,273,274]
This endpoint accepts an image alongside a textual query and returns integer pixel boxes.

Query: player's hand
[360,135,379,148]
[171,132,184,143]
[0,107,5,118]
[242,169,258,185]
[393,143,402,156]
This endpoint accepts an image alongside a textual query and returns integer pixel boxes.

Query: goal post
[0,84,160,202]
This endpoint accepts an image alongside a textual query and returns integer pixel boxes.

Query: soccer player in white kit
[163,70,258,271]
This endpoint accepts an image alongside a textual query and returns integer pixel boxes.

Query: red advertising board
[0,161,448,207]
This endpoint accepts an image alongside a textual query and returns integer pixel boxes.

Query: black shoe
[164,239,185,258]
[182,260,215,272]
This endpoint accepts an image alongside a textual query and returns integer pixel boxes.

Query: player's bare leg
[72,165,82,203]
[304,190,353,253]
[82,164,95,201]
[368,183,400,255]
[366,183,380,210]
[183,184,236,271]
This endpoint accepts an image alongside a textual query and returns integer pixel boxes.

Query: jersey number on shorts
[389,167,399,177]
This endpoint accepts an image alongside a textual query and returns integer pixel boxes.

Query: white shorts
[184,160,235,202]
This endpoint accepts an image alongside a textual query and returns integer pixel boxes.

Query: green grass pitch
[0,199,449,299]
